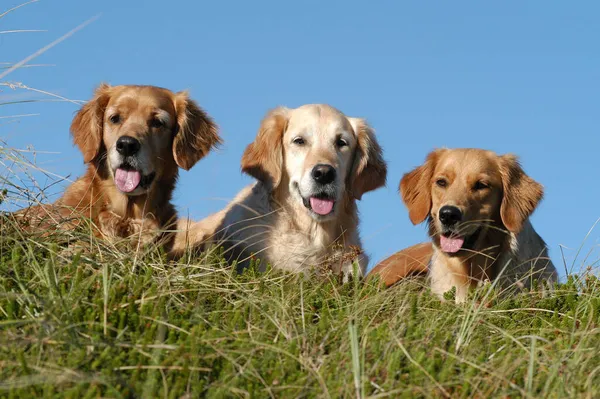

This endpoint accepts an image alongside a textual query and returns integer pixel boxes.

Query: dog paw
[98,210,126,239]
[127,218,161,245]
[98,211,159,246]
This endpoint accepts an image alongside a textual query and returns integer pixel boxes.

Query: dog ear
[498,154,544,233]
[70,83,112,163]
[400,150,443,225]
[348,118,387,200]
[241,107,289,190]
[173,91,221,171]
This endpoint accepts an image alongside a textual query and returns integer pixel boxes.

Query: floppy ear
[498,154,544,233]
[348,118,387,200]
[70,83,112,163]
[241,107,289,189]
[173,91,221,171]
[400,150,443,225]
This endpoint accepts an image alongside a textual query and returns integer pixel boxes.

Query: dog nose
[439,205,462,226]
[311,164,336,185]
[116,136,141,156]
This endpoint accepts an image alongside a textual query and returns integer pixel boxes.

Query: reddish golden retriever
[374,148,557,301]
[16,84,220,249]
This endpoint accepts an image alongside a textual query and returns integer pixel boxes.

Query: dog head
[400,148,543,255]
[241,104,386,221]
[70,84,220,196]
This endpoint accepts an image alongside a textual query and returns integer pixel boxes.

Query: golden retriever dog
[16,84,220,249]
[399,148,557,302]
[174,104,386,277]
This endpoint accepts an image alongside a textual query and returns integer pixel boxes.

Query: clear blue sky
[2,1,599,277]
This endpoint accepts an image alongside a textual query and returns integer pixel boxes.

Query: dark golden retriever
[16,84,220,249]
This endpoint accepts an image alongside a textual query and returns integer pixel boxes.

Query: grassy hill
[0,222,598,398]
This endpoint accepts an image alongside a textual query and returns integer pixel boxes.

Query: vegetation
[0,217,599,398]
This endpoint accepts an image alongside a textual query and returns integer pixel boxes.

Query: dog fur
[369,242,432,287]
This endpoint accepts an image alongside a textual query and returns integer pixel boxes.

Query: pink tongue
[115,168,141,193]
[309,197,334,215]
[440,235,465,253]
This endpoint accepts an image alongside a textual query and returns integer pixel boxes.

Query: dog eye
[336,138,348,148]
[150,118,164,128]
[473,181,489,191]
[292,137,305,145]
[435,178,447,188]
[109,114,121,124]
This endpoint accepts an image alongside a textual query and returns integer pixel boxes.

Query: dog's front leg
[98,210,130,240]
[127,217,161,245]
[98,210,160,245]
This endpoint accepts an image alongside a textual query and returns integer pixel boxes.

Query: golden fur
[174,104,387,277]
[399,148,557,302]
[16,84,220,249]
[369,242,432,287]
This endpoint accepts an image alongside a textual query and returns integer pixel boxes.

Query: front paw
[127,218,161,245]
[98,210,125,239]
[98,211,159,246]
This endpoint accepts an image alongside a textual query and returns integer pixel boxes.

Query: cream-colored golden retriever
[399,148,557,301]
[174,104,387,277]
[15,84,220,250]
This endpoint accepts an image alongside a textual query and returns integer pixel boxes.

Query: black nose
[439,205,462,226]
[311,164,336,185]
[116,136,141,156]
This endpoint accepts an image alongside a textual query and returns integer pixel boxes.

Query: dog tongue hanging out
[439,235,464,253]
[114,169,141,193]
[309,197,335,216]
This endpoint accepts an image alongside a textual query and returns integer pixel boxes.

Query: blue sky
[2,1,599,277]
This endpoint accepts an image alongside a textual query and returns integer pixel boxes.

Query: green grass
[1,219,599,398]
